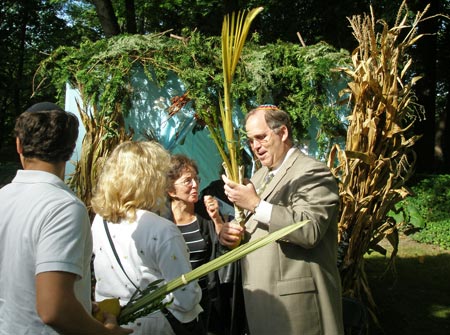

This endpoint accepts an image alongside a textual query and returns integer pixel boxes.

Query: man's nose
[250,139,262,149]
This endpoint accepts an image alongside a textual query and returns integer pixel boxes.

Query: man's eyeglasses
[174,176,201,187]
[247,128,279,146]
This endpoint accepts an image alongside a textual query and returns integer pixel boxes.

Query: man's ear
[16,137,23,155]
[280,125,289,142]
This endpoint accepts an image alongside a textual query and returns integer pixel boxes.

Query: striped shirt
[178,220,208,289]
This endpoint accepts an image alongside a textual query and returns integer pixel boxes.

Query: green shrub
[411,219,450,249]
[407,174,450,222]
[389,174,450,249]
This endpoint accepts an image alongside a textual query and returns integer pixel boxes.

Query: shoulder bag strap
[103,219,142,293]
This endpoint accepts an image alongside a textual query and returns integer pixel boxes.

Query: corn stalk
[68,84,133,218]
[328,0,429,320]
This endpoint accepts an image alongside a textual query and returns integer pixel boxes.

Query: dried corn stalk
[328,1,429,316]
[68,86,133,218]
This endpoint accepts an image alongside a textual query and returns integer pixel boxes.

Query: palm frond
[118,219,310,325]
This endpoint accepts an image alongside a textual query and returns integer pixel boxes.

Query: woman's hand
[218,221,244,249]
[204,195,223,233]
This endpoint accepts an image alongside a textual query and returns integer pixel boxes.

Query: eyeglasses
[247,128,279,146]
[174,176,201,187]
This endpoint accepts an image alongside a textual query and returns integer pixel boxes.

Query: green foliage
[412,219,450,250]
[390,174,450,249]
[257,41,350,156]
[50,0,102,40]
[34,31,350,157]
[0,0,95,147]
[389,202,426,229]
[407,174,450,222]
[36,33,179,121]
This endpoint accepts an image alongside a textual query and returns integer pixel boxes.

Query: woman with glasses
[166,154,232,334]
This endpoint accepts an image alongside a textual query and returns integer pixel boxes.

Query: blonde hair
[91,141,170,223]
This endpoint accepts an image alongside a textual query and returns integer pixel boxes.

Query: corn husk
[328,0,430,322]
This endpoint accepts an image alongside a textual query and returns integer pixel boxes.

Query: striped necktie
[257,172,274,195]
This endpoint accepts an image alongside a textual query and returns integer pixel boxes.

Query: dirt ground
[386,232,450,256]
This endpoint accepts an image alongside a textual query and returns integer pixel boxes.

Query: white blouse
[92,209,202,334]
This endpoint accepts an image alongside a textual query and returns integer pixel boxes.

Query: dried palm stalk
[328,0,429,317]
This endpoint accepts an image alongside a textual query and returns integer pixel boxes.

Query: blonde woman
[91,141,203,335]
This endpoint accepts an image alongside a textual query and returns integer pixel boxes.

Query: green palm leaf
[118,219,309,324]
[220,7,263,183]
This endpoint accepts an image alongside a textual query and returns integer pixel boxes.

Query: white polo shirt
[0,169,92,335]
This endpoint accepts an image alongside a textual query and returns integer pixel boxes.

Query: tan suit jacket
[242,148,344,335]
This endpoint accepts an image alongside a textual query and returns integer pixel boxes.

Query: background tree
[2,0,448,173]
[90,0,120,36]
[0,0,100,153]
[436,1,450,172]
[408,0,441,174]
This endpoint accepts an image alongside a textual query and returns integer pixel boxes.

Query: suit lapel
[261,149,301,199]
[245,149,302,233]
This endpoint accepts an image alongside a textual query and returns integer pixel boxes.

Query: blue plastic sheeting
[125,69,197,151]
[64,83,85,181]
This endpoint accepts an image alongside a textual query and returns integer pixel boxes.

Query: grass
[365,234,450,335]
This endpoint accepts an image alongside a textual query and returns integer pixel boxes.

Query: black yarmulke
[25,102,64,113]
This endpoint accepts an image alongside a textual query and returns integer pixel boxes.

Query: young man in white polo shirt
[0,102,132,335]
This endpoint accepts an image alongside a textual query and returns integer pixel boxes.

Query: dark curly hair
[166,154,199,190]
[14,107,79,163]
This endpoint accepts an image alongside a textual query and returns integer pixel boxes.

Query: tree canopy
[1,0,449,173]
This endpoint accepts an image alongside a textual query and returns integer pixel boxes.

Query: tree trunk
[14,2,28,118]
[124,0,137,34]
[438,95,450,172]
[91,0,120,37]
[411,0,439,173]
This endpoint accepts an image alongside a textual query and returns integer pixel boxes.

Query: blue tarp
[64,74,231,190]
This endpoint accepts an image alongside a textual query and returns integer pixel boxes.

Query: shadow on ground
[365,251,450,335]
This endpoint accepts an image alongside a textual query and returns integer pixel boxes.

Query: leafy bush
[412,219,450,249]
[407,174,450,222]
[390,174,450,249]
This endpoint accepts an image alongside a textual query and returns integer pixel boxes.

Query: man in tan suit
[220,105,344,334]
